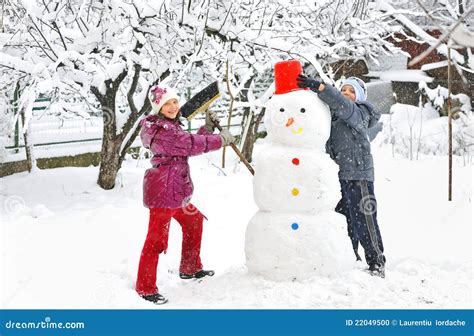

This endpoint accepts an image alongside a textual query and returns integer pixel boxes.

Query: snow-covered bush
[419,81,472,118]
[375,103,474,163]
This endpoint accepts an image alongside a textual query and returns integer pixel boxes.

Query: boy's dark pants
[335,180,385,267]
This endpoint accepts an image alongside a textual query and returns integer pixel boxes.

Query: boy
[297,75,386,277]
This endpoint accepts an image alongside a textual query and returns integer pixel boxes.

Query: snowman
[245,60,353,281]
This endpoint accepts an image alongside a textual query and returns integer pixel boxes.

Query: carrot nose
[286,117,294,127]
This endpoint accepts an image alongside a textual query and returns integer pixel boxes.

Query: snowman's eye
[300,108,306,113]
[279,108,285,112]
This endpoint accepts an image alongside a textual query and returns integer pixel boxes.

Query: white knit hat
[340,77,367,102]
[149,85,180,114]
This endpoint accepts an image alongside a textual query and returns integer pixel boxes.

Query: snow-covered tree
[1,0,211,188]
[1,0,403,185]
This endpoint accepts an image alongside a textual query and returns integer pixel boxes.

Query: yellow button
[291,188,299,196]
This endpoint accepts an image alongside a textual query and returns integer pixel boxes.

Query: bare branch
[28,14,59,59]
[52,21,68,50]
[196,0,211,55]
[222,59,236,169]
[0,63,29,74]
[26,27,57,61]
[219,3,233,33]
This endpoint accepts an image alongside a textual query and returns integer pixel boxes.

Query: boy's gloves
[204,111,219,133]
[219,128,235,146]
[297,74,322,92]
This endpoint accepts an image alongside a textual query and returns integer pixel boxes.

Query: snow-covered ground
[1,141,472,309]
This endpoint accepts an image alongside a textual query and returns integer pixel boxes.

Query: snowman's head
[264,90,331,149]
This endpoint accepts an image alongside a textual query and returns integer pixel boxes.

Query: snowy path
[1,143,472,309]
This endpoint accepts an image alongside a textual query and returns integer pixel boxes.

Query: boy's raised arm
[318,84,370,132]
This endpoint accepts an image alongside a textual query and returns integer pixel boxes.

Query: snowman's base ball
[245,210,354,281]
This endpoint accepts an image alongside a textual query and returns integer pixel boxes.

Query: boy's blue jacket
[318,84,380,182]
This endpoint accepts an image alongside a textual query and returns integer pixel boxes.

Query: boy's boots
[369,263,385,278]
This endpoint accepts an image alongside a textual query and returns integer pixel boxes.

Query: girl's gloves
[204,111,219,133]
[203,111,234,146]
[219,128,235,146]
[297,74,322,93]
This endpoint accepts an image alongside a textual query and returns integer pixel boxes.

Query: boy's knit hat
[149,85,180,114]
[340,77,367,102]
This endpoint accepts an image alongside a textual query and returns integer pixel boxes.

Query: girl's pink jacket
[140,115,222,208]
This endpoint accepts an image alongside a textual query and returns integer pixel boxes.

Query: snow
[367,52,408,72]
[421,60,449,71]
[450,23,474,47]
[107,62,127,83]
[0,52,38,75]
[419,82,472,115]
[0,34,13,49]
[375,103,474,158]
[1,142,472,308]
[368,70,434,83]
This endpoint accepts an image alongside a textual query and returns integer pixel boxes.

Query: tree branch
[28,14,58,59]
[119,121,142,163]
[52,21,68,50]
[196,0,210,55]
[0,63,29,74]
[26,27,57,61]
[218,3,233,33]
[120,64,144,138]
[90,85,105,106]
[408,6,473,66]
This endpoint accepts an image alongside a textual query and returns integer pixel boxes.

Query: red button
[292,158,300,165]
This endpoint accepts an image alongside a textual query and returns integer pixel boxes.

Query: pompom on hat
[340,77,367,102]
[149,85,180,114]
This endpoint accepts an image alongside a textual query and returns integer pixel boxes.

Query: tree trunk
[16,82,36,173]
[97,116,143,190]
[21,111,34,173]
[238,76,257,162]
[92,79,123,190]
[241,107,265,163]
[241,124,256,162]
[92,59,153,190]
[97,136,122,189]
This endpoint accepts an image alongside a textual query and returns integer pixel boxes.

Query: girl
[297,74,386,278]
[136,85,235,304]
